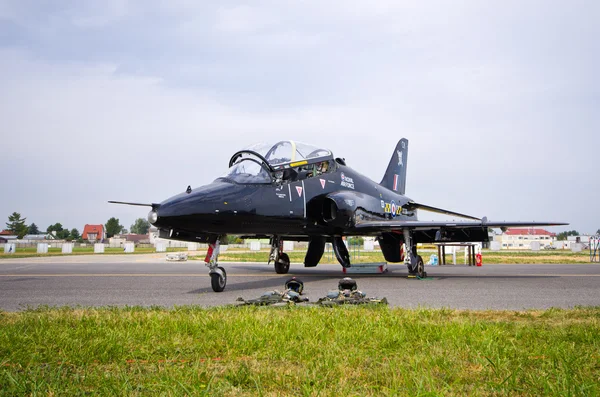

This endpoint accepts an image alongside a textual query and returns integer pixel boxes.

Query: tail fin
[380,138,408,194]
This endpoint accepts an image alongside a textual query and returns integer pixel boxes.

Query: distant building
[82,224,106,243]
[499,228,557,249]
[0,230,17,240]
[108,233,150,247]
[118,234,150,244]
[23,234,53,240]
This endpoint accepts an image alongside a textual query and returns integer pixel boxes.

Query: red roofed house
[0,230,17,241]
[82,224,106,243]
[500,228,557,250]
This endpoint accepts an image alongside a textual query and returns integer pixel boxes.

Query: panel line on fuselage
[302,179,306,218]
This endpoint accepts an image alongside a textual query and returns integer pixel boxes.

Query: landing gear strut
[269,236,290,274]
[404,228,426,278]
[205,237,227,292]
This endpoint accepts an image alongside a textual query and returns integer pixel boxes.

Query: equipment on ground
[316,277,388,305]
[235,278,309,306]
[166,252,188,261]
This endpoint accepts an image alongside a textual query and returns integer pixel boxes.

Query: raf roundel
[390,201,397,218]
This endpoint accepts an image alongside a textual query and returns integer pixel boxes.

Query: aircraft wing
[404,202,481,221]
[353,219,568,234]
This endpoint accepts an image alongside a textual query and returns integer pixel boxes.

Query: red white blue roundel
[390,200,397,218]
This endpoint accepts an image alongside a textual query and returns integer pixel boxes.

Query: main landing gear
[404,228,426,279]
[269,236,290,274]
[205,237,227,292]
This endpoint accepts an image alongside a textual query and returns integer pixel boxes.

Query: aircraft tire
[275,253,290,274]
[210,267,227,292]
[416,255,426,278]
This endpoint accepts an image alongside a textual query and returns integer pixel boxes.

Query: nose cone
[153,181,247,232]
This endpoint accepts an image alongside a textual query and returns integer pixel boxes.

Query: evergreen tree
[71,228,81,240]
[6,212,28,239]
[28,223,40,235]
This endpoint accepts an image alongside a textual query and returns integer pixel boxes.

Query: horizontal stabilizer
[406,202,480,221]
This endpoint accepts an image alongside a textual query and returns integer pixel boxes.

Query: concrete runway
[1,254,599,311]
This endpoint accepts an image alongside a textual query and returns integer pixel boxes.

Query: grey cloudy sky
[0,0,598,234]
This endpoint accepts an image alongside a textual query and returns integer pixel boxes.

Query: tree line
[4,212,151,241]
[6,211,600,242]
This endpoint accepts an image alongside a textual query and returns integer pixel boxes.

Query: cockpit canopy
[221,140,334,184]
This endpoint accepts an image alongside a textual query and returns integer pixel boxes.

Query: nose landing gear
[205,237,227,292]
[269,236,290,274]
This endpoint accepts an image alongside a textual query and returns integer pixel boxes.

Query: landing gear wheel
[416,255,426,278]
[210,266,227,292]
[275,253,290,274]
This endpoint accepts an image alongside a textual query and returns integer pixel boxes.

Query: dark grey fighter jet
[110,139,567,292]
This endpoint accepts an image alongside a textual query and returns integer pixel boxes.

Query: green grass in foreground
[1,306,599,396]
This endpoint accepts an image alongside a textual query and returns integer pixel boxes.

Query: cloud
[0,1,599,233]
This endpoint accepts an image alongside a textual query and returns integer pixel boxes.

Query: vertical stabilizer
[380,138,408,194]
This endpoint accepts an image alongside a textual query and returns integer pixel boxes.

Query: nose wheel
[210,266,227,292]
[205,238,227,292]
[275,253,290,274]
[269,236,290,274]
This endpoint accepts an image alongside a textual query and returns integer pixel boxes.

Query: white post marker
[62,243,73,254]
[124,242,135,253]
[94,243,105,253]
[283,241,294,252]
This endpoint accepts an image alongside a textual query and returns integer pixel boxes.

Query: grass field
[1,245,595,264]
[0,246,188,259]
[198,249,594,264]
[1,306,598,396]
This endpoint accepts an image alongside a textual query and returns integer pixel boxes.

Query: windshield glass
[222,159,271,184]
[244,141,332,166]
[222,140,334,184]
